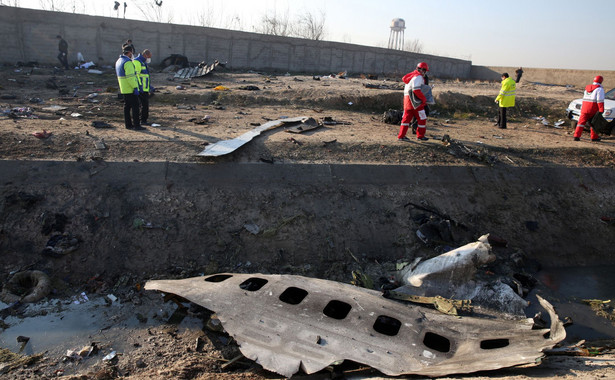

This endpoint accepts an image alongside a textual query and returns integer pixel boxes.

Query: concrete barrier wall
[472,66,615,90]
[0,7,471,78]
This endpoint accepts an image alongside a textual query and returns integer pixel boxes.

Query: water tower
[388,18,406,50]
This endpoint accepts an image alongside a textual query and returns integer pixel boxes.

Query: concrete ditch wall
[0,7,470,78]
[2,161,615,283]
[472,66,615,89]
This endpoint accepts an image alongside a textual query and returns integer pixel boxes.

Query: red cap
[417,62,429,71]
[594,75,603,84]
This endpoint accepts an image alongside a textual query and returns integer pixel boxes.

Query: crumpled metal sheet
[197,117,308,157]
[174,61,220,79]
[145,274,565,378]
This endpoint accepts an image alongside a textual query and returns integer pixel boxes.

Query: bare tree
[0,0,21,6]
[135,0,173,23]
[194,8,215,28]
[38,0,67,11]
[294,10,326,41]
[224,13,244,31]
[404,38,424,54]
[257,9,291,37]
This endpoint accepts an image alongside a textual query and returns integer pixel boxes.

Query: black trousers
[139,92,149,123]
[497,106,508,129]
[123,93,140,129]
[57,52,69,69]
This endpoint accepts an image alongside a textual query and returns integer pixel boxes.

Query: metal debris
[174,60,220,79]
[197,116,309,157]
[285,117,321,133]
[397,234,494,288]
[145,273,565,378]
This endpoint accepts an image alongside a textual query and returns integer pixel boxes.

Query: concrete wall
[472,65,615,89]
[0,7,471,78]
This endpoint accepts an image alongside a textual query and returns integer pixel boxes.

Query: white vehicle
[566,88,615,127]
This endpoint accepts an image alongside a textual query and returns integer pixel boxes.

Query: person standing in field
[495,72,516,129]
[398,62,430,141]
[574,75,605,142]
[56,35,69,69]
[115,46,146,131]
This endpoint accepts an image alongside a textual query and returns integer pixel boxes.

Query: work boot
[574,137,580,141]
[133,125,147,131]
[591,137,601,142]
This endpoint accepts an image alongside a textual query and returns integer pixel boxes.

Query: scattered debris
[102,351,117,362]
[382,109,403,125]
[197,116,309,157]
[41,105,67,112]
[41,233,80,257]
[360,73,379,80]
[0,270,51,303]
[441,135,497,165]
[532,116,564,129]
[91,121,112,128]
[145,273,565,378]
[238,85,260,91]
[188,115,210,124]
[133,217,168,230]
[600,216,615,225]
[243,223,260,235]
[32,130,52,139]
[4,107,36,119]
[285,117,320,133]
[288,137,302,145]
[322,116,350,125]
[363,82,400,90]
[94,139,106,150]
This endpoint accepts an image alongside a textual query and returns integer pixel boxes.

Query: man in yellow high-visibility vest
[495,72,516,129]
[134,49,153,125]
[115,47,146,131]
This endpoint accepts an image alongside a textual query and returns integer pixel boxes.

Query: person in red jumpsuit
[574,75,605,142]
[398,62,429,141]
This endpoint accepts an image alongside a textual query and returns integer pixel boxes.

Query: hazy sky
[13,0,615,71]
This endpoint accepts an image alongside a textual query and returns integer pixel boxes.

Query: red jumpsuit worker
[398,62,430,141]
[574,75,605,142]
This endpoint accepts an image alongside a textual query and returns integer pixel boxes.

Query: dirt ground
[1,65,614,165]
[1,64,615,379]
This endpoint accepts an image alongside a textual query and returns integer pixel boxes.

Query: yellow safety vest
[496,77,516,108]
[133,58,143,92]
[115,55,139,94]
[134,55,151,93]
